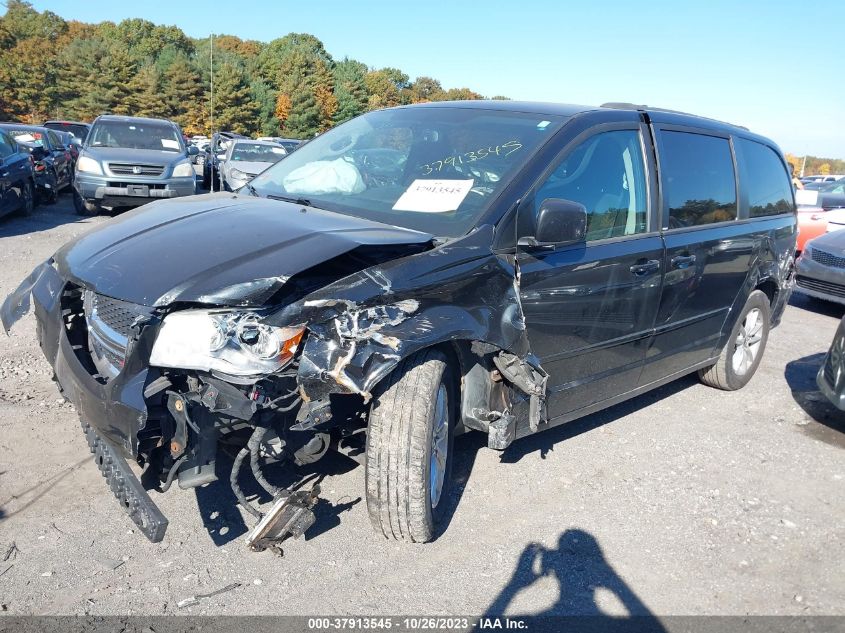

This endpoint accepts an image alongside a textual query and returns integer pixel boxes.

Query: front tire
[365,348,456,542]
[698,289,770,390]
[74,192,100,216]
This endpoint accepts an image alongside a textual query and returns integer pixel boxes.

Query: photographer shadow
[481,529,665,632]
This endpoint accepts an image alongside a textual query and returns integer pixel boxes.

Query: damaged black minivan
[2,101,796,548]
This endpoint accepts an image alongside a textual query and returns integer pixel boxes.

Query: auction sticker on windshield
[392,179,474,213]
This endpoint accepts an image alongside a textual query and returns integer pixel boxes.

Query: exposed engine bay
[1,196,547,550]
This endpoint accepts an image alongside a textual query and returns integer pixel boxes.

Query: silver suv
[74,115,198,215]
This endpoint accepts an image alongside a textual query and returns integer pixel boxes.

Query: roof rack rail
[599,102,749,131]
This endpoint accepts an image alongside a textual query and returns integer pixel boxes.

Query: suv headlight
[77,156,103,175]
[172,161,194,178]
[150,310,304,377]
[229,168,249,181]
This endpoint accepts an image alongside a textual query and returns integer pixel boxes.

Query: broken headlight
[150,310,304,377]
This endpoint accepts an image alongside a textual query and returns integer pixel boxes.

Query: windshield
[88,120,183,152]
[248,107,565,237]
[44,122,89,142]
[231,143,287,163]
[820,180,845,194]
[6,128,48,148]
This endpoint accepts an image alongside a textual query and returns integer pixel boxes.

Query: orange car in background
[797,207,827,254]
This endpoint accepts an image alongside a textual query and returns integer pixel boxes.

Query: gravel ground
[0,192,843,617]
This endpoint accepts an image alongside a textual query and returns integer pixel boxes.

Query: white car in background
[219,139,287,191]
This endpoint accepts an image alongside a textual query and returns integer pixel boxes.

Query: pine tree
[313,59,337,132]
[212,62,259,134]
[163,55,204,129]
[284,84,320,139]
[332,59,368,124]
[275,51,321,138]
[126,65,169,118]
[100,43,138,115]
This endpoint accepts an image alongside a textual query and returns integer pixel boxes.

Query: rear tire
[365,348,456,542]
[19,180,34,216]
[41,175,58,205]
[698,290,770,390]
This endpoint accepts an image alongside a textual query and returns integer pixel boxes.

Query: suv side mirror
[187,145,199,156]
[519,198,588,247]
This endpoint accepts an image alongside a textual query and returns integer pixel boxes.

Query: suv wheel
[698,289,770,390]
[365,348,456,542]
[74,191,100,216]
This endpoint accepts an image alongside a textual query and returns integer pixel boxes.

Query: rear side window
[659,131,737,228]
[736,139,793,217]
[47,130,61,150]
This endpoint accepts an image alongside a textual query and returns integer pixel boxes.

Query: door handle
[630,259,661,276]
[671,254,697,269]
[0,170,8,177]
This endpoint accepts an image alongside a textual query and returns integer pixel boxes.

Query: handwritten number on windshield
[420,140,523,175]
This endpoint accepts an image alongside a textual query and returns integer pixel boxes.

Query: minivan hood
[83,146,187,165]
[54,193,433,307]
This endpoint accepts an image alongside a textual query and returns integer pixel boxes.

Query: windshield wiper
[243,182,259,197]
[267,193,314,207]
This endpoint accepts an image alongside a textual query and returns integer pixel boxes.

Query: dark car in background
[0,128,36,218]
[0,123,73,204]
[817,316,845,411]
[73,114,198,215]
[43,120,91,144]
[202,131,247,189]
[2,101,796,548]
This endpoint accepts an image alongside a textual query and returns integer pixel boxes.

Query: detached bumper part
[246,486,320,553]
[81,419,168,543]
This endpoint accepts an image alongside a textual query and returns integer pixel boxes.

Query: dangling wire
[229,443,262,519]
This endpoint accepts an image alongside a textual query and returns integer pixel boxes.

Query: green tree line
[784,153,845,177]
[0,1,504,138]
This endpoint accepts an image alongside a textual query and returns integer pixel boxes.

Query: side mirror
[187,145,199,156]
[519,198,588,247]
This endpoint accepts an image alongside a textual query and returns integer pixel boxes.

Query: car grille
[108,163,165,176]
[83,291,152,380]
[811,248,845,269]
[796,275,845,299]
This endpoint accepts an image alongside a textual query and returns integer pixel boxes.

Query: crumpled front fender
[265,225,534,402]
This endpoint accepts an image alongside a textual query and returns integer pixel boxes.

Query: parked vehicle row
[0,123,73,204]
[0,128,36,218]
[0,112,308,222]
[801,174,844,185]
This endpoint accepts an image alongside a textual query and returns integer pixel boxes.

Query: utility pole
[800,155,807,178]
[210,33,215,192]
